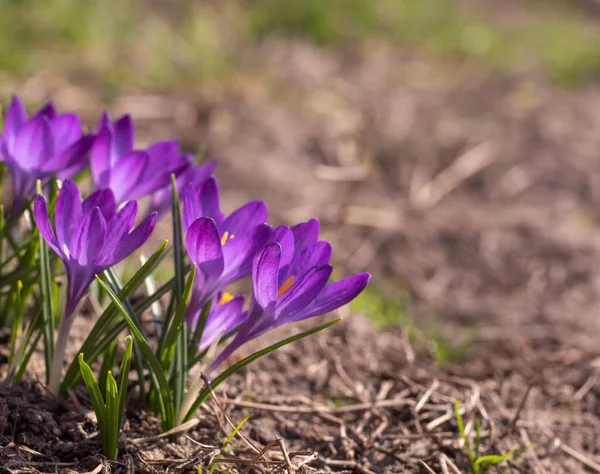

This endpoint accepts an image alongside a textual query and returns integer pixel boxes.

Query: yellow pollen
[221,231,229,246]
[219,292,234,305]
[278,275,295,298]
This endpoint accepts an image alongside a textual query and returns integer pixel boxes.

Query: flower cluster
[1,94,370,389]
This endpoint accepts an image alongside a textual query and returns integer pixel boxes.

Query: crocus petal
[71,208,107,265]
[199,295,246,352]
[55,180,82,257]
[109,212,157,264]
[13,118,52,169]
[185,217,225,282]
[98,201,138,264]
[64,264,97,319]
[32,102,57,120]
[33,195,61,256]
[97,111,111,131]
[221,223,273,284]
[90,128,113,188]
[293,272,371,322]
[221,201,268,236]
[48,135,95,177]
[108,151,148,203]
[83,189,117,222]
[276,264,332,319]
[288,241,333,279]
[272,225,295,279]
[4,96,27,148]
[112,115,134,160]
[48,114,81,152]
[183,178,224,231]
[198,177,224,225]
[252,243,281,308]
[291,218,320,257]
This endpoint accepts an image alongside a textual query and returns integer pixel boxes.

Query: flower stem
[48,317,74,396]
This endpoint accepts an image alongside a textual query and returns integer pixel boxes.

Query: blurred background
[4,0,600,361]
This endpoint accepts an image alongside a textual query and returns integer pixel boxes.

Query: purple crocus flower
[33,179,158,319]
[0,95,93,210]
[198,292,247,353]
[208,223,370,373]
[185,215,272,329]
[149,160,217,217]
[90,112,190,204]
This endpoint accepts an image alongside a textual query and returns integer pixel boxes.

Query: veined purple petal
[253,243,281,308]
[143,140,181,176]
[182,177,224,231]
[55,180,82,257]
[198,177,223,226]
[71,208,107,265]
[272,225,294,280]
[50,135,95,178]
[13,118,52,169]
[293,272,371,322]
[83,189,117,222]
[90,128,113,188]
[288,241,332,280]
[221,201,268,236]
[48,114,82,153]
[109,212,157,264]
[291,218,320,257]
[112,115,134,161]
[199,295,246,352]
[221,223,273,284]
[98,201,138,265]
[186,217,225,282]
[108,151,148,203]
[4,96,27,149]
[33,195,61,256]
[276,264,332,320]
[64,264,97,319]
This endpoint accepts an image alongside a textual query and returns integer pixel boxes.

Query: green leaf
[159,265,196,370]
[99,338,118,399]
[170,173,188,413]
[102,268,149,402]
[96,275,175,430]
[117,336,134,431]
[183,318,342,422]
[474,450,514,468]
[105,371,119,460]
[37,206,54,384]
[78,354,107,449]
[8,281,23,365]
[454,400,474,463]
[209,414,252,474]
[60,241,168,394]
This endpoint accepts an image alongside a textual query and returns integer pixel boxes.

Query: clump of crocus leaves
[0,95,370,460]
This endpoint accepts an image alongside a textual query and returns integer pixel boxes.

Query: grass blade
[60,241,168,394]
[117,336,134,430]
[170,173,188,413]
[96,275,175,430]
[99,338,118,398]
[105,371,119,460]
[183,318,342,422]
[78,353,107,450]
[209,414,252,474]
[37,207,54,384]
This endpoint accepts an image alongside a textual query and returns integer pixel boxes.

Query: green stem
[48,317,74,395]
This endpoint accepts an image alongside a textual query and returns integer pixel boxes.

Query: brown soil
[5,19,600,474]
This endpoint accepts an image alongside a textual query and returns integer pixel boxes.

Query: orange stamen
[220,231,229,246]
[219,292,234,305]
[278,275,295,298]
